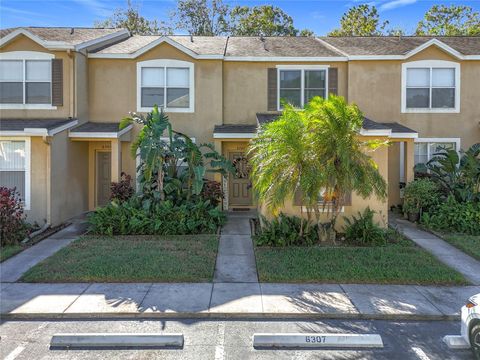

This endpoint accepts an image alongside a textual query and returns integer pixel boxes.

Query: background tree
[328,4,389,36]
[95,0,171,35]
[416,5,480,36]
[172,0,230,35]
[230,5,304,36]
[299,29,315,37]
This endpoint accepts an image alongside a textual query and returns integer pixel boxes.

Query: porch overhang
[213,124,257,139]
[69,122,133,140]
[0,118,78,136]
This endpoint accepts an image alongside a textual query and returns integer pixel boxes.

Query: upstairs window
[402,60,460,113]
[137,59,194,113]
[0,60,51,105]
[278,66,327,110]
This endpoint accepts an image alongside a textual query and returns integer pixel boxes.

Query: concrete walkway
[214,212,258,283]
[390,213,480,285]
[0,216,87,282]
[1,282,479,320]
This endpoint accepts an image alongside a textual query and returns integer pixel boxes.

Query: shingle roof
[92,35,228,55]
[214,124,257,133]
[319,36,480,56]
[70,122,123,133]
[0,118,75,131]
[0,27,124,46]
[226,36,343,57]
[256,113,417,134]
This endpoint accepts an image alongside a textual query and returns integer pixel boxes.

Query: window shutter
[267,68,277,111]
[328,67,338,96]
[51,59,63,106]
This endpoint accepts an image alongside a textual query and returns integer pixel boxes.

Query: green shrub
[403,179,439,219]
[88,198,225,235]
[343,207,387,246]
[421,196,480,235]
[254,214,318,247]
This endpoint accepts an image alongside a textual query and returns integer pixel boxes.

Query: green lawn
[441,234,480,261]
[21,235,218,283]
[255,238,468,285]
[1,244,24,262]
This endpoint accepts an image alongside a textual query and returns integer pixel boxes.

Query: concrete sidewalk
[390,213,480,285]
[0,216,88,283]
[1,282,478,320]
[214,212,258,283]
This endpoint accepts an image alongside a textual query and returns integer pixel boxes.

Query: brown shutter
[51,59,63,106]
[328,67,338,96]
[267,68,277,111]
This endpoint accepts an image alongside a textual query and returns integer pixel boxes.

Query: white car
[461,293,480,358]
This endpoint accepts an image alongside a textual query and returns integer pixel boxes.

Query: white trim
[405,39,464,60]
[0,29,72,50]
[136,59,194,113]
[0,28,129,52]
[0,137,31,210]
[74,29,130,51]
[213,133,255,139]
[0,51,54,60]
[69,124,132,139]
[277,65,329,111]
[389,132,418,139]
[0,120,78,137]
[359,128,392,137]
[401,60,460,114]
[48,120,78,136]
[0,104,57,110]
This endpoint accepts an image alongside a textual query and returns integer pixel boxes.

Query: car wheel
[471,324,480,360]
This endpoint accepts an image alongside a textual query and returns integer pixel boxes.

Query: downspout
[42,135,52,226]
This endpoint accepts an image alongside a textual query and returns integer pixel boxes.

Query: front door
[228,151,252,207]
[96,151,111,207]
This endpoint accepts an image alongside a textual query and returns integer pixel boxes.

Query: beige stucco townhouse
[1,28,479,227]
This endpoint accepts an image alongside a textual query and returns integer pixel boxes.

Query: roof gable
[0,28,67,50]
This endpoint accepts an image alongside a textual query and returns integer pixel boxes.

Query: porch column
[111,139,121,182]
[404,139,415,184]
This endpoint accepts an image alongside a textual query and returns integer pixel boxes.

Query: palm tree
[249,95,387,241]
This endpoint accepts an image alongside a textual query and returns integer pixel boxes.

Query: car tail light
[466,301,476,308]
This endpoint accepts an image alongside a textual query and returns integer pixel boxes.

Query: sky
[1,0,480,35]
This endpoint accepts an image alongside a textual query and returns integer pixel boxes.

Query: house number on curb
[305,336,327,343]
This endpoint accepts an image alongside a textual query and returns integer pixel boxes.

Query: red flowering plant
[200,180,224,207]
[110,172,134,203]
[0,187,29,246]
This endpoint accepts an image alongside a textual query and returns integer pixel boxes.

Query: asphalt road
[0,318,475,359]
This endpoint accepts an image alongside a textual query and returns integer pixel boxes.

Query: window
[137,59,194,113]
[0,139,31,209]
[0,59,51,105]
[414,138,460,165]
[402,60,460,113]
[278,66,327,110]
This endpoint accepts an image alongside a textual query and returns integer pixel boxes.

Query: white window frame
[414,137,461,165]
[136,59,194,113]
[0,137,31,210]
[276,65,329,111]
[401,60,460,114]
[0,51,56,110]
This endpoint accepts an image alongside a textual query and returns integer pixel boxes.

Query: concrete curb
[50,333,184,348]
[1,312,460,321]
[253,333,384,348]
